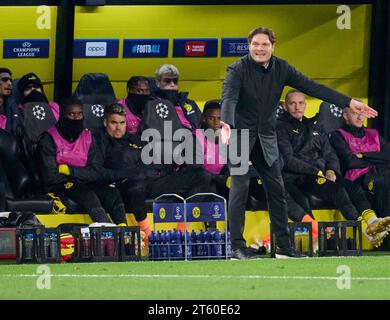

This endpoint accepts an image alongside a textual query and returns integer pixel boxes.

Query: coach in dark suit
[221,27,377,259]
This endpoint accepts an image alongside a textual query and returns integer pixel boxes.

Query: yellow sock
[360,209,377,225]
[358,215,369,234]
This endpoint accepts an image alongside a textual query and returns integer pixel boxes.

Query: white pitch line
[0,274,390,281]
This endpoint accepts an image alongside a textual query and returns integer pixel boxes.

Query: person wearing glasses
[154,64,201,130]
[37,96,127,226]
[118,76,151,135]
[0,68,22,136]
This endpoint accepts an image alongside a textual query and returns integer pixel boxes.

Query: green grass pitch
[1,253,390,300]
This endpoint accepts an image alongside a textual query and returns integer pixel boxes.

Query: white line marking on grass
[1,274,390,281]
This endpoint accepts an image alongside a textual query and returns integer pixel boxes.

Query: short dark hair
[285,89,304,102]
[104,102,127,119]
[0,68,11,75]
[126,76,149,91]
[60,95,83,115]
[248,27,276,45]
[203,99,221,114]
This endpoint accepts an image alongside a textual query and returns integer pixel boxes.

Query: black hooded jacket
[94,129,147,183]
[276,112,341,177]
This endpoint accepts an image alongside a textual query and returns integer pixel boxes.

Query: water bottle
[190,230,197,258]
[170,229,180,259]
[160,231,168,259]
[226,231,232,258]
[148,231,155,260]
[24,233,34,260]
[177,230,183,259]
[184,231,192,260]
[197,230,205,257]
[124,231,133,256]
[82,232,90,258]
[204,230,212,258]
[155,231,162,260]
[294,227,302,252]
[50,233,59,259]
[212,230,223,258]
[43,233,51,259]
[301,227,310,253]
[100,232,106,256]
[105,232,115,257]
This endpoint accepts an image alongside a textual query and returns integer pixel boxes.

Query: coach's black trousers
[228,140,292,250]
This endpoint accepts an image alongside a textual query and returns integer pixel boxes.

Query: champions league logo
[174,205,183,221]
[211,204,222,220]
[156,102,169,119]
[330,104,343,118]
[32,105,46,120]
[276,104,285,119]
[91,104,105,117]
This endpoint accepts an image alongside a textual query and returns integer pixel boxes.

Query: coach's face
[249,33,274,65]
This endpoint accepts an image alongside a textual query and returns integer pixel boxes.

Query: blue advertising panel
[186,202,226,222]
[153,202,185,223]
[123,39,169,58]
[221,38,248,57]
[172,38,218,57]
[73,39,119,58]
[3,39,50,58]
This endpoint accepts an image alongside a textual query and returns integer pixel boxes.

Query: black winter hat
[18,72,43,94]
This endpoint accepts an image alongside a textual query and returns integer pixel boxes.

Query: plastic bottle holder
[270,221,362,257]
[318,221,362,256]
[151,193,230,261]
[16,226,61,264]
[148,229,231,261]
[72,226,141,262]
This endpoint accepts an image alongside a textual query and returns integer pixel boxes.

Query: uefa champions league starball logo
[32,105,46,120]
[91,104,105,117]
[156,102,169,119]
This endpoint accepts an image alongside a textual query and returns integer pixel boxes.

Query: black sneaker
[231,248,261,260]
[275,247,308,259]
[247,246,267,256]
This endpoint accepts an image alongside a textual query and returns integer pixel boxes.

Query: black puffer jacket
[94,129,147,183]
[276,112,341,177]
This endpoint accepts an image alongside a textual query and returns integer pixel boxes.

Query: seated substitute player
[118,76,151,135]
[153,64,201,131]
[0,68,22,136]
[17,72,60,121]
[277,89,390,247]
[330,106,390,218]
[37,96,127,225]
[95,103,213,242]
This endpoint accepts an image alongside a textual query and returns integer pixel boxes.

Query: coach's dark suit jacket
[221,54,351,167]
